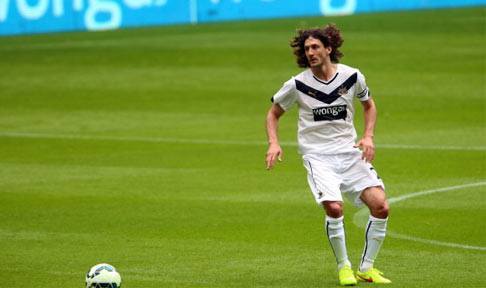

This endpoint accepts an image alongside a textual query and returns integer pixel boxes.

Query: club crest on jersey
[337,86,348,96]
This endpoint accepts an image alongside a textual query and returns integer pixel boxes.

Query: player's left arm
[355,98,377,162]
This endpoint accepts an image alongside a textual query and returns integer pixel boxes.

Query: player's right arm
[265,103,285,170]
[266,77,297,170]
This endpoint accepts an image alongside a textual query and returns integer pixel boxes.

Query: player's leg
[303,156,351,269]
[323,201,357,286]
[356,186,391,284]
[340,151,390,283]
[302,155,356,286]
[322,201,349,268]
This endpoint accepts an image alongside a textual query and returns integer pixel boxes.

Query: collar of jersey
[313,72,339,85]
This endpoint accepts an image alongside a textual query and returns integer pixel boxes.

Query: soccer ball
[85,263,122,288]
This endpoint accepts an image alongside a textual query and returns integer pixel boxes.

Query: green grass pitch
[0,7,485,288]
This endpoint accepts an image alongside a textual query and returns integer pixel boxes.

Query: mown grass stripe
[1,131,485,151]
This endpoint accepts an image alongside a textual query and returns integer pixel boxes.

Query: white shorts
[302,151,385,207]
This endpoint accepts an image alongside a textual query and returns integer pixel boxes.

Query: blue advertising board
[0,0,485,36]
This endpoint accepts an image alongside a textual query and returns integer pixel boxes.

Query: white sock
[359,215,388,272]
[325,216,351,270]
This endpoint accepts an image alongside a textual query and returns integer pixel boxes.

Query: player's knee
[323,201,343,218]
[380,204,389,218]
[373,202,389,218]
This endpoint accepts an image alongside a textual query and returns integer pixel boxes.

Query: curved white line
[387,231,486,251]
[0,131,485,151]
[353,182,486,251]
[388,182,486,204]
[376,143,486,151]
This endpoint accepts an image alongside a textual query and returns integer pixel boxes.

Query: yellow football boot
[338,265,357,286]
[356,268,391,284]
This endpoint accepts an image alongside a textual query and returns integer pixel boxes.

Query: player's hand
[354,136,375,162]
[265,143,283,170]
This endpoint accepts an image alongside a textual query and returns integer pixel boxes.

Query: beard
[309,60,322,67]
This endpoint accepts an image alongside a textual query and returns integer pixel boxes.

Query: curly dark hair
[290,23,344,67]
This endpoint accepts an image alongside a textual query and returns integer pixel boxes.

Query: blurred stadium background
[1,0,485,35]
[0,1,485,287]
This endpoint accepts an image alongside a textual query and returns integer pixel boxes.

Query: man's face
[304,36,331,67]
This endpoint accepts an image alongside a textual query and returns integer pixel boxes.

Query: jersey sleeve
[355,70,371,102]
[271,78,298,111]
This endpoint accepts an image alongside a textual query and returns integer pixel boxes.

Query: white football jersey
[272,64,371,155]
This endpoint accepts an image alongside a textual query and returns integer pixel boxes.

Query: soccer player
[265,24,391,286]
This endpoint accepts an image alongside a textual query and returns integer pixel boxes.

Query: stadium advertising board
[0,0,484,36]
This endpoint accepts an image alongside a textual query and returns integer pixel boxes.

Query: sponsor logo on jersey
[312,105,347,121]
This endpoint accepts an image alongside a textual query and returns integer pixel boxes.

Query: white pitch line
[353,181,486,251]
[0,131,265,146]
[386,231,486,251]
[376,143,486,151]
[0,131,485,151]
[388,182,486,204]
